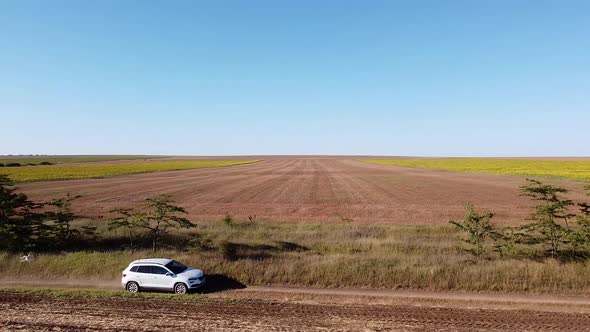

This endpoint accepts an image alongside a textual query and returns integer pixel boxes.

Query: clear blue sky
[1,1,589,156]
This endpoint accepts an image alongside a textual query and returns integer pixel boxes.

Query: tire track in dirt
[212,159,304,203]
[2,292,590,331]
[205,159,312,219]
[305,159,338,221]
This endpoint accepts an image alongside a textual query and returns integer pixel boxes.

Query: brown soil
[16,158,588,225]
[3,290,590,331]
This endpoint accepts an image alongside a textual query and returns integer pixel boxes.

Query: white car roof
[130,258,173,266]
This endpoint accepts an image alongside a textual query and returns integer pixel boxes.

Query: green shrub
[449,204,496,259]
[223,213,234,227]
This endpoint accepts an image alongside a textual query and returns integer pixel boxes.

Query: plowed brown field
[16,158,588,225]
[3,291,590,331]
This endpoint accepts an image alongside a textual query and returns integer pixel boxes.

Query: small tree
[572,185,590,256]
[520,179,576,258]
[44,194,82,246]
[109,207,142,252]
[151,195,195,252]
[109,195,195,252]
[142,195,195,252]
[449,203,496,259]
[0,175,42,251]
[579,185,590,217]
[0,175,86,251]
[223,213,234,226]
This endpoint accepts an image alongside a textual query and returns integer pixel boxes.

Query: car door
[150,266,174,289]
[136,265,154,288]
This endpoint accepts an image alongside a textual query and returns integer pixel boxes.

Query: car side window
[130,266,139,272]
[151,266,169,275]
[137,265,151,274]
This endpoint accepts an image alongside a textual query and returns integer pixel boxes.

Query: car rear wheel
[174,283,188,295]
[126,281,139,293]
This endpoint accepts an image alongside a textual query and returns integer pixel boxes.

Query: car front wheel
[174,283,188,295]
[126,281,139,293]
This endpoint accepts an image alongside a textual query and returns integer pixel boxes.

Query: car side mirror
[166,272,174,277]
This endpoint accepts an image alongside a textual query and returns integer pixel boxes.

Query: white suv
[121,258,206,294]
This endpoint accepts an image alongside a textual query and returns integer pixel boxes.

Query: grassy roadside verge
[0,159,259,182]
[2,221,590,294]
[363,158,590,182]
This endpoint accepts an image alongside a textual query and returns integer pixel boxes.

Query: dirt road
[4,279,590,331]
[4,279,590,308]
[3,290,590,331]
[15,158,588,225]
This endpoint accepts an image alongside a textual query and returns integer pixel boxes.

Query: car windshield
[165,260,188,274]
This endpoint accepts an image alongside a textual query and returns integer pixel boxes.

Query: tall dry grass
[2,221,590,294]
